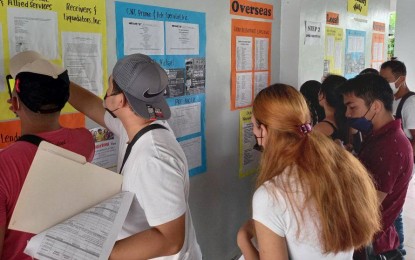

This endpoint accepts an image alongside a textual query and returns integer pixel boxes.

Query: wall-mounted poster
[348,0,369,16]
[371,33,385,71]
[345,29,366,79]
[0,0,107,148]
[239,108,259,178]
[324,27,344,76]
[231,19,272,110]
[115,2,207,176]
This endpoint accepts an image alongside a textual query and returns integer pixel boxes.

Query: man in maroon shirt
[341,74,413,259]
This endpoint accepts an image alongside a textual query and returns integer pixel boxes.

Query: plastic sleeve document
[8,142,131,259]
[25,191,133,260]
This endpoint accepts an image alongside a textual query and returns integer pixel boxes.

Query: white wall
[394,0,415,90]
[280,0,390,89]
[81,0,393,258]
[104,1,281,259]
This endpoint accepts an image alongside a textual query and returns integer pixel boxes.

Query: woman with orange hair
[237,84,380,260]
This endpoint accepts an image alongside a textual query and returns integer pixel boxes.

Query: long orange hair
[253,84,380,253]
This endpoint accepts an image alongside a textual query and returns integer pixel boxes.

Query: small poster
[324,27,344,76]
[304,21,322,45]
[344,29,366,79]
[347,0,369,16]
[90,126,118,171]
[231,19,272,110]
[239,108,259,178]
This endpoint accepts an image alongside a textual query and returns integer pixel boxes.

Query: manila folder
[9,141,123,234]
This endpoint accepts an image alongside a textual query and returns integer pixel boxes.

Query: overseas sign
[230,0,273,20]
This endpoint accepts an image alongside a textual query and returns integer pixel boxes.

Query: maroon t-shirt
[359,119,413,255]
[0,128,95,260]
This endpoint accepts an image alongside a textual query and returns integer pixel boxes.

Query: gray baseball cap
[112,53,170,120]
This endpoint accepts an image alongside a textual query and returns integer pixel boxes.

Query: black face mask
[103,92,120,118]
[253,128,264,152]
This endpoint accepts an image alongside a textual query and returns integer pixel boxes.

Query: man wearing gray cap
[69,53,201,259]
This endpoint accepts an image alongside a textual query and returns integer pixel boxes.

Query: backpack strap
[16,134,46,146]
[395,91,415,119]
[119,124,168,174]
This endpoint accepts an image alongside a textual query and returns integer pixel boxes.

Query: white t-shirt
[393,95,415,140]
[252,174,353,260]
[105,112,202,260]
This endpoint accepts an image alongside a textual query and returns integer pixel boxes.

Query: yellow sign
[0,0,108,121]
[324,27,344,76]
[348,0,369,16]
[239,108,259,178]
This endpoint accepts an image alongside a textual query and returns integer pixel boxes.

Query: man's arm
[109,214,185,260]
[68,82,107,127]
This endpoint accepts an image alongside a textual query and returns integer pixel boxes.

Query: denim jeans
[394,210,406,257]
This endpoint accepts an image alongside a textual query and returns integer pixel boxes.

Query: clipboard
[9,141,123,234]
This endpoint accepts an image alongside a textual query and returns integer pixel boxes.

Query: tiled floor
[403,177,415,259]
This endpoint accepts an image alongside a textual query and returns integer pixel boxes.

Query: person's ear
[11,96,20,112]
[117,93,127,108]
[260,124,268,138]
[372,100,383,113]
[399,75,406,86]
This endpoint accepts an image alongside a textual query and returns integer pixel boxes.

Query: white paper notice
[0,24,4,92]
[327,36,335,57]
[375,43,383,61]
[236,36,253,71]
[254,72,268,97]
[123,18,164,55]
[347,36,364,53]
[236,72,253,108]
[62,32,103,95]
[304,21,322,45]
[180,137,202,170]
[168,102,201,138]
[24,192,134,260]
[255,38,268,70]
[166,22,199,55]
[334,42,342,70]
[7,8,58,59]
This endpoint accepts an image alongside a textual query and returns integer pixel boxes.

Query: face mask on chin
[347,105,376,135]
[103,95,119,118]
[389,76,402,95]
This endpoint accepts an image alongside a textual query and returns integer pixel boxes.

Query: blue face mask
[347,105,375,135]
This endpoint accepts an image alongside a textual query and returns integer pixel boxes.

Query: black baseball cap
[9,51,69,114]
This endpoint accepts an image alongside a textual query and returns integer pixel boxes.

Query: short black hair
[380,60,406,77]
[340,73,393,112]
[359,68,379,75]
[111,79,123,95]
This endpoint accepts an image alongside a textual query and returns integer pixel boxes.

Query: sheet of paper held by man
[9,141,123,234]
[24,191,134,260]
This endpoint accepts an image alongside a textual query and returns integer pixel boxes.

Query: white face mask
[389,76,402,95]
